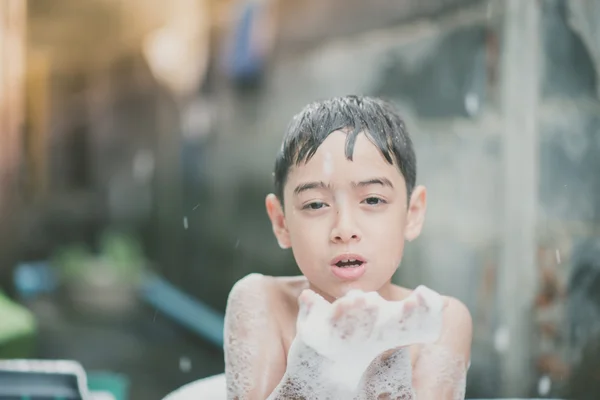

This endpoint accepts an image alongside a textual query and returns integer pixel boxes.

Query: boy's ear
[405,185,427,242]
[265,194,291,249]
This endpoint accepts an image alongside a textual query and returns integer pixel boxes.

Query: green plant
[52,231,145,285]
[99,230,144,283]
[52,243,92,281]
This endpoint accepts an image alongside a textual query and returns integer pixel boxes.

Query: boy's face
[266,130,427,301]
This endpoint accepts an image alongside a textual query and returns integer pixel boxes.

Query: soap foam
[296,286,445,395]
[355,348,415,399]
[413,344,468,400]
[225,278,454,400]
[270,339,340,400]
[224,274,271,399]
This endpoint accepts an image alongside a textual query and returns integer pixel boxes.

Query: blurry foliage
[52,230,145,285]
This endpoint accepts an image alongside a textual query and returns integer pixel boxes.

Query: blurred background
[1,0,600,399]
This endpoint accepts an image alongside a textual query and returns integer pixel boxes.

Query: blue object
[225,0,266,82]
[88,371,129,400]
[12,260,225,349]
[140,274,225,348]
[13,261,58,299]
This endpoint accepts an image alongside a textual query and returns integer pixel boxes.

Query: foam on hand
[294,285,445,395]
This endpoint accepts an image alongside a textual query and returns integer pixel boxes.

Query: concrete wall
[193,0,600,397]
[201,3,496,302]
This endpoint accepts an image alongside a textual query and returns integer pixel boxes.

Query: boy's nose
[330,213,362,244]
[331,231,360,244]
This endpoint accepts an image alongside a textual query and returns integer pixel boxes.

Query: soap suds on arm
[224,274,287,399]
[224,274,340,400]
[412,297,472,400]
[225,279,468,400]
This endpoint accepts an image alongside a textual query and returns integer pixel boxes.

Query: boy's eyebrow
[293,178,394,195]
[293,181,330,195]
[353,177,394,189]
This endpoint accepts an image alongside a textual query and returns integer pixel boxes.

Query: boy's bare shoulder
[390,283,472,337]
[227,273,308,309]
[441,295,473,343]
[227,273,274,306]
[390,284,472,362]
[442,296,471,320]
[390,283,471,318]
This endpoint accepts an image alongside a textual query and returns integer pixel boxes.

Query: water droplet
[132,150,155,182]
[183,217,188,229]
[538,375,552,396]
[465,92,480,117]
[192,204,200,211]
[555,249,561,264]
[179,356,192,373]
[494,326,510,353]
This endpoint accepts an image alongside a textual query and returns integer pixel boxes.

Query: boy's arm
[412,297,473,400]
[224,274,287,400]
[224,274,335,400]
[355,297,472,400]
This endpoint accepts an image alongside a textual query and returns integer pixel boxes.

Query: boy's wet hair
[274,95,416,202]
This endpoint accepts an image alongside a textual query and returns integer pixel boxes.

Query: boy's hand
[298,287,444,360]
[295,287,444,393]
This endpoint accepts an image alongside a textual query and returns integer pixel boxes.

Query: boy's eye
[363,197,385,206]
[304,201,327,210]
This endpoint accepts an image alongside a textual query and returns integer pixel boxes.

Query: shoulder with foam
[443,297,472,324]
[226,273,273,308]
[230,272,268,291]
[441,296,473,346]
[224,273,277,340]
[228,271,266,293]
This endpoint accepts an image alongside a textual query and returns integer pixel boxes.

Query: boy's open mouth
[330,254,367,268]
[335,259,364,268]
[330,254,367,280]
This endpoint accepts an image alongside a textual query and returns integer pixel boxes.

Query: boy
[224,95,472,399]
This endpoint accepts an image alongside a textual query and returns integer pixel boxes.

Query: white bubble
[183,217,188,229]
[494,326,510,353]
[537,375,552,396]
[179,356,192,373]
